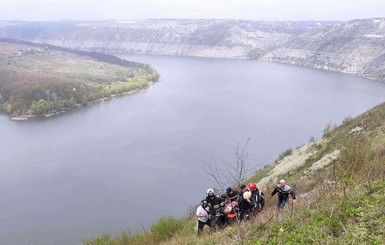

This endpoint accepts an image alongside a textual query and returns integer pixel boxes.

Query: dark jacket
[250,189,265,210]
[205,196,224,216]
[237,194,251,212]
[226,190,239,202]
[271,184,296,200]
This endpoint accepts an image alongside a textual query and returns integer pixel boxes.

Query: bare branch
[204,139,254,192]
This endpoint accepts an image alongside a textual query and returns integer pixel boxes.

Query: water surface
[0,54,384,245]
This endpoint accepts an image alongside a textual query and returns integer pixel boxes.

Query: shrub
[277,148,293,162]
[323,121,338,136]
[83,234,116,245]
[150,216,184,242]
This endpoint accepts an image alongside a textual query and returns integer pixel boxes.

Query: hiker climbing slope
[248,182,265,215]
[196,199,210,235]
[237,185,252,220]
[271,179,296,209]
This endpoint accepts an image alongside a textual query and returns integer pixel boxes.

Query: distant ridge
[0,18,384,81]
[0,38,148,69]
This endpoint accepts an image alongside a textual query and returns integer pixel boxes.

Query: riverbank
[0,40,159,120]
[117,50,383,84]
[8,82,154,121]
[83,100,385,244]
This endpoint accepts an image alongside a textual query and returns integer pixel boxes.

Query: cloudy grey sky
[1,0,384,21]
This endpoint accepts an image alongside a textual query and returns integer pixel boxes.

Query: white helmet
[207,188,215,195]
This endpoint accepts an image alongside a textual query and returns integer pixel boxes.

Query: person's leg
[197,220,205,235]
[210,216,219,231]
[244,209,251,220]
[238,209,245,221]
[278,198,287,209]
[205,219,211,230]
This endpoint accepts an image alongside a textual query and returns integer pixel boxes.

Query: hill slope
[83,101,385,244]
[0,39,159,119]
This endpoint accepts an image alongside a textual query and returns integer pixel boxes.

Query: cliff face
[261,19,385,81]
[1,19,384,81]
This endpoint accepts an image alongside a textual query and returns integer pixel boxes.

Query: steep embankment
[83,101,385,244]
[262,19,385,81]
[1,19,384,81]
[0,39,159,119]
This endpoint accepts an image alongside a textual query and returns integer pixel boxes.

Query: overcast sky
[1,0,384,21]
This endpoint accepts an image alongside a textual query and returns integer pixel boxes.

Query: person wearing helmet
[248,182,265,215]
[271,179,296,209]
[204,188,224,231]
[237,185,252,221]
[196,199,210,235]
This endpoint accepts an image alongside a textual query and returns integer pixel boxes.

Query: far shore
[119,51,382,83]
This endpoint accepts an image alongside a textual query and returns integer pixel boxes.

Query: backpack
[259,191,265,210]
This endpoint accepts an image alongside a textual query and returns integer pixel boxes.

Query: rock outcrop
[1,18,384,81]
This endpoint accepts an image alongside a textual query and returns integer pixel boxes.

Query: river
[0,54,384,245]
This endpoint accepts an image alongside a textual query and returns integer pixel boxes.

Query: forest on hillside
[0,40,159,118]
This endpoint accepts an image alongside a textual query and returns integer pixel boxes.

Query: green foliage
[147,70,160,82]
[82,216,187,245]
[334,134,385,194]
[150,216,184,242]
[342,116,353,125]
[5,103,12,113]
[107,77,149,95]
[277,148,293,162]
[0,44,157,117]
[3,76,152,116]
[30,99,52,115]
[83,234,116,245]
[0,95,11,112]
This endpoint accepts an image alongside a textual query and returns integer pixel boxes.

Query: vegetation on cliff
[83,100,385,244]
[0,40,159,118]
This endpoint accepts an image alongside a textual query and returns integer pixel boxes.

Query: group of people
[196,179,296,235]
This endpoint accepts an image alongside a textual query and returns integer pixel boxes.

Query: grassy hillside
[83,101,385,244]
[0,40,159,119]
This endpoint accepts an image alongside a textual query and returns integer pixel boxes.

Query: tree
[30,99,52,115]
[204,139,253,193]
[204,139,255,244]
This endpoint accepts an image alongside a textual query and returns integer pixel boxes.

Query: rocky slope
[0,18,384,81]
[262,18,385,81]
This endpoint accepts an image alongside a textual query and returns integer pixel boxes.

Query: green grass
[82,99,385,244]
